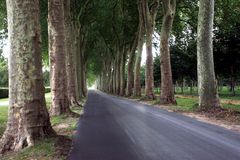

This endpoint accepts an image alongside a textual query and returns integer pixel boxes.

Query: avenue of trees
[0,0,239,155]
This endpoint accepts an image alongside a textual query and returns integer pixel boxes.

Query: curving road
[69,90,240,160]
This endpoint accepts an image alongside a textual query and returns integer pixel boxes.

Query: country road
[69,90,240,160]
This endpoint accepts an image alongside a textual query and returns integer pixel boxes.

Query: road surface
[69,90,240,160]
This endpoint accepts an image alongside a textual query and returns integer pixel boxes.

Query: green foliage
[153,0,240,89]
[0,54,8,87]
[214,0,240,84]
[0,0,7,43]
[85,0,139,82]
[43,70,50,87]
[140,65,145,87]
[40,0,49,66]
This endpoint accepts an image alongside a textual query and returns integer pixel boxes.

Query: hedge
[0,87,51,99]
[0,88,8,99]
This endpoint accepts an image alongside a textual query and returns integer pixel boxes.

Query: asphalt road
[69,90,240,160]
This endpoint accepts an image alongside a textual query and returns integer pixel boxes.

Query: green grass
[172,98,199,112]
[223,103,240,112]
[0,106,8,137]
[170,97,240,112]
[155,86,240,101]
[2,138,56,160]
[0,92,81,159]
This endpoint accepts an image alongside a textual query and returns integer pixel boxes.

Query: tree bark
[120,49,126,96]
[197,0,221,110]
[116,51,121,95]
[160,0,177,104]
[64,0,79,106]
[126,32,138,97]
[134,2,145,97]
[126,51,135,96]
[142,0,159,99]
[48,0,71,115]
[0,0,55,154]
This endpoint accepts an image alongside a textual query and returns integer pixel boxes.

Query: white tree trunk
[197,0,221,110]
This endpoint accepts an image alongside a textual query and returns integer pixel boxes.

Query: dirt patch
[53,136,72,160]
[128,97,240,133]
[158,105,240,132]
[181,111,240,132]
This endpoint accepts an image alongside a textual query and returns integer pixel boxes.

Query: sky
[141,32,160,66]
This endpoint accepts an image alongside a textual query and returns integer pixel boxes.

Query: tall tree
[0,0,55,154]
[126,36,138,97]
[64,0,79,106]
[48,0,71,115]
[159,0,177,104]
[142,0,159,99]
[134,0,145,97]
[197,0,221,110]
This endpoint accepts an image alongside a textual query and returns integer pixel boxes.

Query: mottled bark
[197,0,221,110]
[160,0,177,104]
[75,30,82,98]
[134,42,143,97]
[113,58,117,94]
[126,54,134,96]
[64,0,79,106]
[82,62,87,97]
[142,0,159,99]
[72,27,80,101]
[120,49,127,96]
[48,0,71,115]
[116,51,121,95]
[0,0,55,154]
[126,36,138,97]
[134,2,145,97]
[75,28,87,98]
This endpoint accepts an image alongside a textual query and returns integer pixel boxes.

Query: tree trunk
[230,66,236,96]
[134,42,143,97]
[126,32,138,97]
[126,50,135,97]
[82,62,87,97]
[145,26,155,99]
[120,49,126,96]
[64,0,79,106]
[0,0,55,154]
[197,0,221,110]
[142,0,159,100]
[75,31,82,98]
[48,0,71,115]
[116,51,121,95]
[113,60,117,94]
[160,0,177,104]
[134,5,144,97]
[72,27,80,102]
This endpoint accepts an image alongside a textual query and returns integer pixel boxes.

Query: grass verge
[0,94,85,160]
[0,106,8,138]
